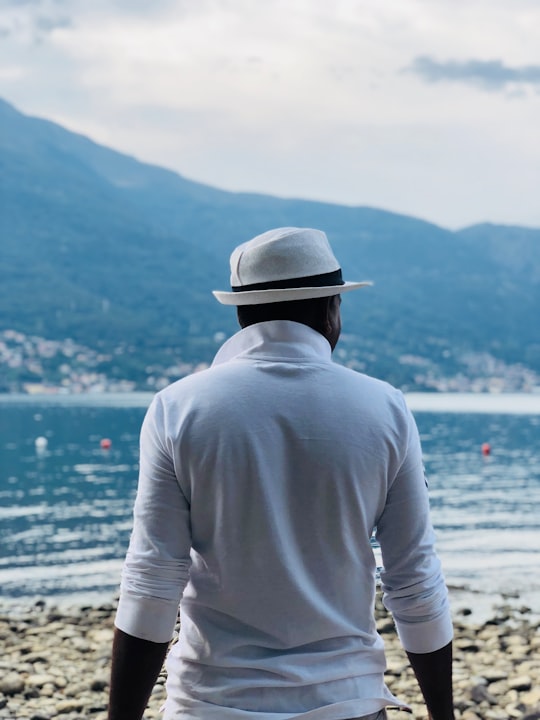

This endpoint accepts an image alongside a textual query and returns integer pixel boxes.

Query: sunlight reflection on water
[0,395,538,618]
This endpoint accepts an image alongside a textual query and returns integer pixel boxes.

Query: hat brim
[212,281,372,306]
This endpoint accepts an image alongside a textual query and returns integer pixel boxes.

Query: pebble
[0,596,539,719]
[26,674,57,688]
[0,672,25,695]
[509,675,533,691]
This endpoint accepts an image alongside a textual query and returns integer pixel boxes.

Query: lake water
[1,393,539,621]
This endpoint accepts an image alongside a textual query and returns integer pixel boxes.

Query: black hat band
[232,268,344,293]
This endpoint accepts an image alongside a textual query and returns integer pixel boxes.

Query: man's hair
[237,296,334,332]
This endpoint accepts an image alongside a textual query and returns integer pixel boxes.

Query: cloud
[34,15,71,32]
[406,56,540,91]
[0,0,43,6]
[0,0,72,44]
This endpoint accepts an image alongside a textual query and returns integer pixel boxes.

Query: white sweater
[115,320,452,719]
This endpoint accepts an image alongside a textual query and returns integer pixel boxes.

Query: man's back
[117,321,449,718]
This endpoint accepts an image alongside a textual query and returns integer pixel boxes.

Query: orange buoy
[481,442,491,456]
[100,438,112,450]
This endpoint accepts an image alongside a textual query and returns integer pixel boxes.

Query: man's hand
[108,627,170,720]
[406,640,454,720]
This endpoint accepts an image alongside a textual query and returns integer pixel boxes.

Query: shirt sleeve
[115,394,192,643]
[375,396,453,654]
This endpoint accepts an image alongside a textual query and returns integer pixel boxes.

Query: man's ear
[324,297,332,332]
[324,295,342,350]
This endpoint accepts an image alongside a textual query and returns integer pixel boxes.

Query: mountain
[1,98,539,392]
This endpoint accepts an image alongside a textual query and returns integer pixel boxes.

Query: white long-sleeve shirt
[115,320,452,719]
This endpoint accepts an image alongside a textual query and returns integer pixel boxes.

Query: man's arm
[375,397,454,718]
[406,641,454,720]
[108,627,169,720]
[109,396,192,719]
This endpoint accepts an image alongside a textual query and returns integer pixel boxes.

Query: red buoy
[100,438,112,450]
[481,442,491,456]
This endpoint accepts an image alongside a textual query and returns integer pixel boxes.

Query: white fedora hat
[213,227,372,306]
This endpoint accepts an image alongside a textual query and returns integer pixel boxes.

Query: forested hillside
[1,98,539,392]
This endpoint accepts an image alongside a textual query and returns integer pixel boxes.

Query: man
[108,227,454,720]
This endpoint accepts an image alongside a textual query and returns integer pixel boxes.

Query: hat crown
[230,227,340,287]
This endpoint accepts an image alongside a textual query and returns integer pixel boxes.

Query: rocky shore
[0,595,539,720]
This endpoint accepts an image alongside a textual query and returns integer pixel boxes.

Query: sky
[1,0,539,230]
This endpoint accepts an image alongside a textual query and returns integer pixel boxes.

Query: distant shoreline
[0,391,539,414]
[405,392,540,414]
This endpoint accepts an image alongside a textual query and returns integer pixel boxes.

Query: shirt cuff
[114,591,180,644]
[394,610,454,654]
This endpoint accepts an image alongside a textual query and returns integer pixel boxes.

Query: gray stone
[0,672,25,695]
[55,698,84,713]
[471,683,498,704]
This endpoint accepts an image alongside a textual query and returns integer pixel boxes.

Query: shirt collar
[212,320,332,367]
